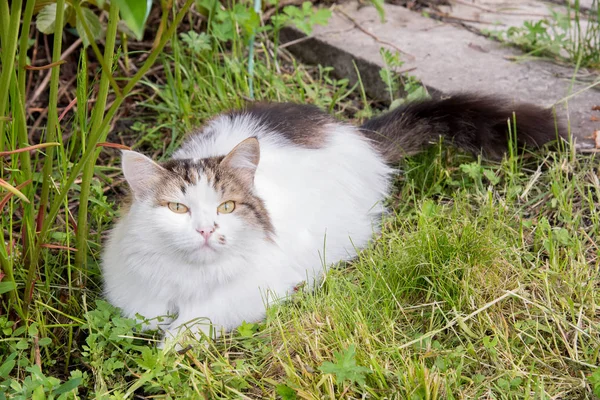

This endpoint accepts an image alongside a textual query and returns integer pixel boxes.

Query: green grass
[486,0,600,68]
[1,0,600,398]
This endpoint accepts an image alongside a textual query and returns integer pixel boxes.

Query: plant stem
[0,0,22,313]
[7,67,34,319]
[0,0,23,152]
[247,0,262,99]
[16,1,35,186]
[74,1,120,271]
[24,0,65,311]
[37,0,195,270]
[13,0,37,317]
[0,0,9,43]
[73,3,123,99]
[18,0,36,98]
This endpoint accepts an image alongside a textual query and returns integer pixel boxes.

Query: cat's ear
[121,150,164,199]
[220,137,260,184]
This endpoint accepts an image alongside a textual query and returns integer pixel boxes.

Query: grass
[1,0,599,398]
[486,0,600,69]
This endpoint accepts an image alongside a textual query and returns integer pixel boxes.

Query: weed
[319,345,371,387]
[271,1,332,36]
[379,47,430,109]
[486,0,600,68]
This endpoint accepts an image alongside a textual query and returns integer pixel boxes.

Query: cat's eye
[167,202,189,214]
[217,200,235,214]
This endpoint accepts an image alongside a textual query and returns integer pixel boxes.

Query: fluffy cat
[101,94,563,346]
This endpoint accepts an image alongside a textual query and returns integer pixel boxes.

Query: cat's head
[121,137,273,265]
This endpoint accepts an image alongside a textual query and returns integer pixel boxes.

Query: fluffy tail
[360,94,565,163]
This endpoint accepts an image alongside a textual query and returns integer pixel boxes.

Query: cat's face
[121,138,273,265]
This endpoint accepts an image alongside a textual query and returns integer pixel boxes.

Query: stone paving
[280,0,599,148]
[435,0,595,34]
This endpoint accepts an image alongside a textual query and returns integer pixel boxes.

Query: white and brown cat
[101,94,563,346]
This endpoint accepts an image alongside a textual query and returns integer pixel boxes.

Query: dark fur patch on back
[231,103,336,149]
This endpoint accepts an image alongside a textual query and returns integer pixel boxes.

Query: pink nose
[197,227,214,240]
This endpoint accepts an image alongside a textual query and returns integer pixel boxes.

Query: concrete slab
[280,1,599,146]
[434,0,593,42]
[547,0,596,10]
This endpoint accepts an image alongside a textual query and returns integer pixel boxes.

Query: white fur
[101,113,393,345]
[121,150,162,197]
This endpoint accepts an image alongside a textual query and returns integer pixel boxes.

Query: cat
[101,94,563,347]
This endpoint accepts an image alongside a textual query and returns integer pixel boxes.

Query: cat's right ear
[121,150,164,199]
[220,137,260,185]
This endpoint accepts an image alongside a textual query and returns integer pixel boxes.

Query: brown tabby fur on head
[126,146,275,240]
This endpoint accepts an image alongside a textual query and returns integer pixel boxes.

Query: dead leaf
[96,142,132,150]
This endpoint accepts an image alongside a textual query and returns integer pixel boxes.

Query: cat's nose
[196,227,214,240]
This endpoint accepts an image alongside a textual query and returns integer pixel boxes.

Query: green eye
[217,200,235,214]
[167,202,189,214]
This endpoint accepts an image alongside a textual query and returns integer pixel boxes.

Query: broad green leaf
[112,0,152,40]
[282,2,332,35]
[0,281,16,295]
[32,385,45,400]
[310,8,332,27]
[319,345,370,386]
[15,339,29,350]
[180,31,211,54]
[236,321,257,337]
[0,360,15,379]
[276,384,297,400]
[589,367,600,397]
[483,169,501,186]
[52,377,83,395]
[28,323,38,337]
[36,3,68,34]
[232,4,260,38]
[460,162,483,180]
[405,85,429,102]
[0,354,16,378]
[76,7,104,47]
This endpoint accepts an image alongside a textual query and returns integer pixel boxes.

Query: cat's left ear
[220,137,260,184]
[121,150,165,199]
